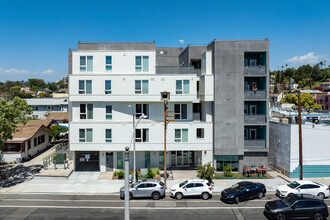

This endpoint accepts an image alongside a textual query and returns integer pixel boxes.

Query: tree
[49,125,68,139]
[0,97,33,151]
[280,92,322,110]
[197,162,215,183]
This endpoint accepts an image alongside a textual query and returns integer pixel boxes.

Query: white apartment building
[68,42,213,172]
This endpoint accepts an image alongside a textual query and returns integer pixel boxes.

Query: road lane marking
[232,208,245,220]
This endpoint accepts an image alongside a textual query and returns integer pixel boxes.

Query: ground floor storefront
[73,150,212,172]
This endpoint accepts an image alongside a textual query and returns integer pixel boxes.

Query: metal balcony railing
[244,114,267,124]
[156,66,200,74]
[244,139,266,149]
[244,90,266,99]
[244,66,266,75]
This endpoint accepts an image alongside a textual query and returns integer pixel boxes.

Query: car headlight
[227,195,234,199]
[171,189,176,192]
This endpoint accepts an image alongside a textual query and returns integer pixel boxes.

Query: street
[1,193,330,220]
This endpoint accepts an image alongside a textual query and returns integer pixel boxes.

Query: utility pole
[124,146,130,220]
[298,90,303,180]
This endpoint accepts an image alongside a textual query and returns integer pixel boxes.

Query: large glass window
[79,128,93,142]
[174,104,187,120]
[175,129,188,142]
[105,129,112,143]
[176,80,189,94]
[196,128,204,139]
[105,56,112,71]
[159,152,164,167]
[80,104,93,119]
[145,151,150,168]
[79,80,92,94]
[117,152,123,169]
[80,56,93,72]
[105,80,111,94]
[135,56,149,72]
[135,80,148,94]
[216,155,239,172]
[136,104,149,119]
[135,128,149,142]
[106,105,112,120]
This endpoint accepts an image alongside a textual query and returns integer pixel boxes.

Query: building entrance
[170,151,195,167]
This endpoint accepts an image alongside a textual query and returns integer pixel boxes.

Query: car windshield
[281,195,297,207]
[231,183,246,191]
[287,181,300,189]
[131,183,140,188]
[179,180,188,187]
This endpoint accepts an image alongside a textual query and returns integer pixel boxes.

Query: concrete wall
[156,47,181,66]
[269,121,291,173]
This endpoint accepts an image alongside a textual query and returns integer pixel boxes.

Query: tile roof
[47,112,68,121]
[10,118,52,140]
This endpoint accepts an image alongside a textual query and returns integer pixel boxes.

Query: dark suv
[264,194,329,220]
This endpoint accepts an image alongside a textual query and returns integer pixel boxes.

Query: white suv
[170,179,213,200]
[276,180,329,199]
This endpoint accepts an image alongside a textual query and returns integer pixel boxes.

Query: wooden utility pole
[163,102,174,188]
[298,90,303,180]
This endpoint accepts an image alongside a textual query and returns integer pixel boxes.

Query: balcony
[244,114,267,124]
[244,90,266,99]
[244,139,266,149]
[156,66,200,75]
[244,66,266,75]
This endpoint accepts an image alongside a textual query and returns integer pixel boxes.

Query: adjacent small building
[25,98,68,119]
[316,92,330,111]
[2,118,53,163]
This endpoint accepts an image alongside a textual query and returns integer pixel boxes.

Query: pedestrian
[135,169,138,182]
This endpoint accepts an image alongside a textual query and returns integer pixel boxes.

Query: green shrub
[114,170,125,179]
[145,169,155,178]
[223,165,233,177]
[197,162,215,183]
[150,167,160,175]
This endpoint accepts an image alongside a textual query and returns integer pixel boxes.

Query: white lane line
[232,208,245,220]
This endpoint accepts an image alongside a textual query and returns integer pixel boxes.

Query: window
[34,138,37,147]
[244,129,248,139]
[135,129,149,142]
[196,128,204,139]
[216,155,239,172]
[79,128,93,142]
[28,141,31,149]
[80,104,93,119]
[105,56,112,71]
[175,104,187,120]
[136,104,149,119]
[185,183,194,188]
[175,129,188,142]
[135,80,148,94]
[176,80,189,94]
[146,183,156,188]
[137,183,147,189]
[79,80,92,94]
[106,105,112,120]
[105,80,111,94]
[195,183,203,187]
[38,135,45,145]
[35,106,39,111]
[105,129,112,143]
[80,56,93,72]
[135,56,149,72]
[117,152,123,169]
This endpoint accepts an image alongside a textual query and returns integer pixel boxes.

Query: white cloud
[286,52,323,65]
[0,67,55,76]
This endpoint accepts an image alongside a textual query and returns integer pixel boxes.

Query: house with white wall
[25,98,68,119]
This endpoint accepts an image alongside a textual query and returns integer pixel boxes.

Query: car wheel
[234,196,240,204]
[257,192,264,199]
[317,193,325,199]
[314,213,324,220]
[276,213,286,220]
[175,192,183,200]
[201,192,209,200]
[287,193,294,197]
[152,192,161,200]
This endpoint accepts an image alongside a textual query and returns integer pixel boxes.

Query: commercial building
[68,39,269,172]
[25,98,68,119]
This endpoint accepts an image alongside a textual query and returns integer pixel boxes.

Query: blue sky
[0,0,329,82]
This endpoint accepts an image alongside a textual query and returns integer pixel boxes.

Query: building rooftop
[24,98,68,106]
[47,112,68,121]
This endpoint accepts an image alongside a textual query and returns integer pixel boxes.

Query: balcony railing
[244,90,266,99]
[156,66,200,74]
[244,66,266,75]
[244,139,266,149]
[244,114,267,124]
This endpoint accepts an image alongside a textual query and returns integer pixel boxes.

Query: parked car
[276,180,329,199]
[120,179,165,200]
[170,179,213,200]
[220,181,266,204]
[264,194,329,220]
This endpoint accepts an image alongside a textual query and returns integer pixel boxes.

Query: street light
[128,109,147,183]
[160,91,174,188]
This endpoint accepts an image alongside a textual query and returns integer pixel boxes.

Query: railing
[244,66,266,75]
[244,139,266,149]
[244,90,266,99]
[156,66,200,74]
[244,114,267,124]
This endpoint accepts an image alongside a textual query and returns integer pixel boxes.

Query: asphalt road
[0,193,329,220]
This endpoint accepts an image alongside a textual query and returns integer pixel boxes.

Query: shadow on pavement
[0,164,42,188]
